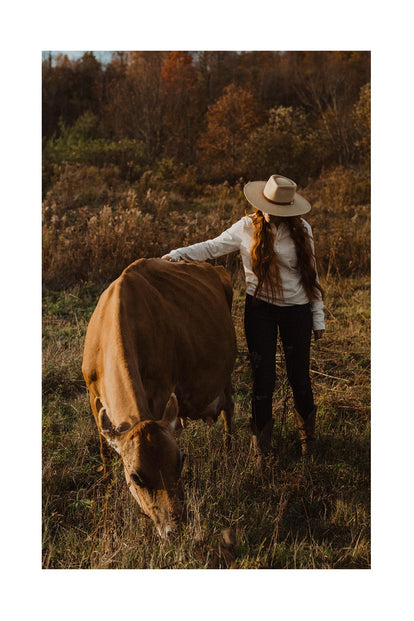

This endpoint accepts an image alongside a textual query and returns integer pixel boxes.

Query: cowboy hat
[243,174,311,216]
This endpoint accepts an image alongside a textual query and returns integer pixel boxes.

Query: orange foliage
[161,51,196,93]
[197,83,264,176]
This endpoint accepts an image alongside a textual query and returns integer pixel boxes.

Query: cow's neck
[102,355,153,426]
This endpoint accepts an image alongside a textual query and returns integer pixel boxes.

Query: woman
[162,174,324,463]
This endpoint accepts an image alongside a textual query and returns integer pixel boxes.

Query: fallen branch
[310,369,350,383]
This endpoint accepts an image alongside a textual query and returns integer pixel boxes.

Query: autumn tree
[161,51,199,162]
[42,50,371,180]
[242,106,325,184]
[105,51,169,157]
[289,51,371,165]
[162,51,196,93]
[195,51,240,107]
[197,83,264,180]
[42,52,104,139]
[42,54,76,137]
[235,51,285,109]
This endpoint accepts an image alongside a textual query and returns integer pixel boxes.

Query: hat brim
[243,181,311,216]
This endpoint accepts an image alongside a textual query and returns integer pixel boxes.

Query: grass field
[42,271,370,569]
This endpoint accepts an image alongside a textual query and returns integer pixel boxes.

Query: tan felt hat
[243,174,311,216]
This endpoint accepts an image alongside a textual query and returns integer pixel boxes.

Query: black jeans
[244,294,314,430]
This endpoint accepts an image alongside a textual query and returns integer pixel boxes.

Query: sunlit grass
[42,275,370,569]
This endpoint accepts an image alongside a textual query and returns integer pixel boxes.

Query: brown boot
[294,407,316,459]
[250,418,274,468]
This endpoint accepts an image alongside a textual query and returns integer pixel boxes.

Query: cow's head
[99,393,186,538]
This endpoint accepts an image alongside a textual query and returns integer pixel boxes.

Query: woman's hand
[161,254,176,262]
[313,329,324,341]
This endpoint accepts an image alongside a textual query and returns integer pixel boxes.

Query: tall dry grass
[42,164,369,289]
[42,274,370,569]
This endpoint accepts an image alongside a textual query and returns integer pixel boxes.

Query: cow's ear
[96,399,131,436]
[161,393,179,432]
[95,398,110,431]
[99,407,113,433]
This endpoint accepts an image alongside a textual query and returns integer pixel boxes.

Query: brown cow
[82,258,236,538]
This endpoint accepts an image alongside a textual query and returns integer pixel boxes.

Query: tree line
[42,51,370,188]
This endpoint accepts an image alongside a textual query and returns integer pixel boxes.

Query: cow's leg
[221,381,234,450]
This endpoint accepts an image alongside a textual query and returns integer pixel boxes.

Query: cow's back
[124,259,236,418]
[83,258,236,423]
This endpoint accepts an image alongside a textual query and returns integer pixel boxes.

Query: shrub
[43,115,149,193]
[305,166,371,277]
[42,183,243,288]
[42,163,128,213]
[305,165,370,210]
[43,205,160,287]
[241,106,329,185]
[353,83,371,166]
[152,159,200,197]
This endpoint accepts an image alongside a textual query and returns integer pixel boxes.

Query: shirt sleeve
[169,219,244,262]
[310,299,325,331]
[303,221,325,331]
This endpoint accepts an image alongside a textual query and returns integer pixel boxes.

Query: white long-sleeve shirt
[169,215,325,330]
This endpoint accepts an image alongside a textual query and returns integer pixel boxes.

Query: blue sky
[42,50,113,64]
